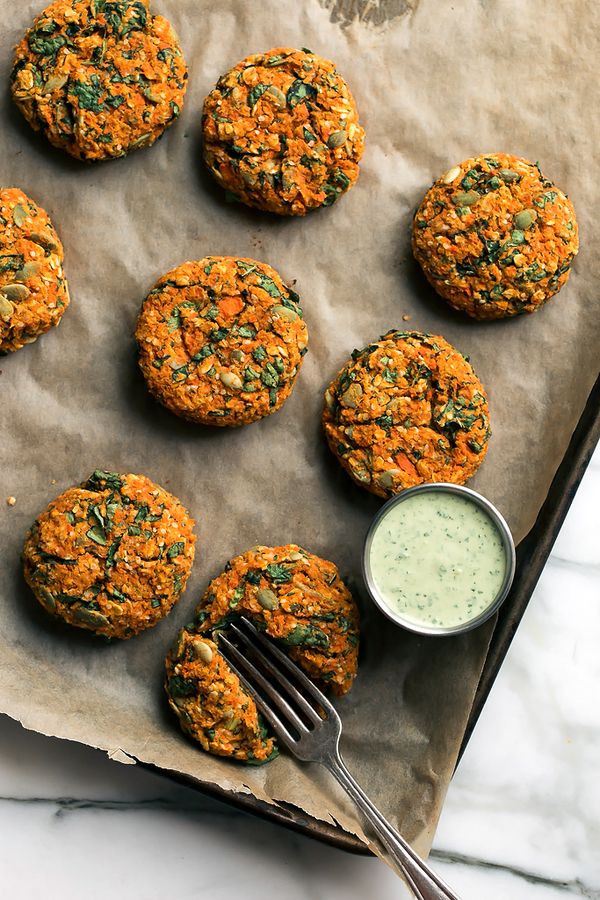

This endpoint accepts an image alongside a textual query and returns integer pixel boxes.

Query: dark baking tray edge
[136,759,372,854]
[142,371,600,856]
[458,370,600,759]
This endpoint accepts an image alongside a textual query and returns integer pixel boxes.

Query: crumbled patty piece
[0,187,69,353]
[412,153,579,319]
[165,544,359,763]
[11,0,188,162]
[23,470,196,639]
[202,47,365,215]
[323,331,490,498]
[136,257,308,426]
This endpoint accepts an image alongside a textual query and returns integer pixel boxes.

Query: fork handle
[327,754,462,900]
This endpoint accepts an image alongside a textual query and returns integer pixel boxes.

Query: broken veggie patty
[323,331,490,498]
[202,47,365,215]
[136,257,308,426]
[412,153,579,319]
[165,543,359,763]
[0,187,69,353]
[23,470,196,639]
[11,0,188,162]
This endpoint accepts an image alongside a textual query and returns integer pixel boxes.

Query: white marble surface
[1,447,599,900]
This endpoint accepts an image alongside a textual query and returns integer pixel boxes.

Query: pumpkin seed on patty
[256,587,279,610]
[191,639,214,664]
[327,130,347,149]
[453,190,480,207]
[514,208,537,230]
[442,165,461,184]
[0,296,15,320]
[271,304,299,321]
[1,283,31,302]
[73,607,111,630]
[12,204,28,227]
[220,371,244,390]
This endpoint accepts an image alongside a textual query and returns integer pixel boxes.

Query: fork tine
[238,617,339,720]
[218,651,296,750]
[230,622,324,726]
[217,633,309,742]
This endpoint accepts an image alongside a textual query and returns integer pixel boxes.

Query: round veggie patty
[323,330,490,498]
[23,470,196,639]
[165,543,359,763]
[412,153,578,319]
[0,187,69,353]
[202,47,365,215]
[136,256,308,426]
[11,0,188,161]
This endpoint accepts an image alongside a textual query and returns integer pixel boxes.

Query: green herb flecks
[28,21,66,59]
[86,525,108,546]
[265,563,292,583]
[167,541,185,559]
[534,190,558,209]
[260,363,279,388]
[70,75,105,113]
[210,328,228,342]
[230,584,245,608]
[286,79,317,108]
[167,308,182,331]
[168,675,196,698]
[96,0,148,38]
[281,623,329,650]
[106,537,121,567]
[322,169,351,206]
[247,83,269,108]
[0,254,25,273]
[172,364,189,382]
[256,273,281,298]
[86,470,123,492]
[434,397,483,445]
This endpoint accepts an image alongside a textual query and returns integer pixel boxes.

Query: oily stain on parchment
[319,0,418,27]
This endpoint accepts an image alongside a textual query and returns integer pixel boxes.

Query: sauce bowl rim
[362,483,517,637]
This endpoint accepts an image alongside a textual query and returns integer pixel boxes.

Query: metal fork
[217,618,462,900]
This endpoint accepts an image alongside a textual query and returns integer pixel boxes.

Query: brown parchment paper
[1,0,599,857]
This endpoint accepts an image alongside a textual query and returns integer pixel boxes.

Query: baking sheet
[1,0,599,857]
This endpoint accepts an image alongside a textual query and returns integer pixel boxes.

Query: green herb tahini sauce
[369,492,506,628]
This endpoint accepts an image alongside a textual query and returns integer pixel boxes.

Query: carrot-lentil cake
[165,543,359,763]
[136,257,308,426]
[202,47,365,215]
[11,0,188,162]
[323,331,490,498]
[0,187,69,353]
[23,470,196,639]
[412,153,579,319]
